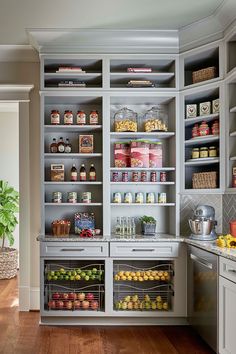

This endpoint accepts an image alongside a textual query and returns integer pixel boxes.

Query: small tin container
[113,192,122,203]
[132,171,139,182]
[67,192,77,203]
[141,171,147,182]
[135,192,144,204]
[158,192,167,204]
[52,192,62,203]
[160,172,167,182]
[124,192,133,204]
[150,171,157,182]
[81,192,91,203]
[112,172,119,182]
[146,192,155,204]
[122,172,129,182]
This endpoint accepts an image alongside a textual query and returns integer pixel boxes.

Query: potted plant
[0,180,19,279]
[140,215,157,236]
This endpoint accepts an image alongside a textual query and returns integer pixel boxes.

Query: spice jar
[192,148,200,159]
[51,110,60,125]
[192,124,199,138]
[200,147,208,158]
[64,110,73,125]
[199,121,210,136]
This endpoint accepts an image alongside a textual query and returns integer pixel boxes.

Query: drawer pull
[61,248,85,252]
[132,248,155,252]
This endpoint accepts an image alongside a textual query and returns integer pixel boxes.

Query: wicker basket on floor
[192,66,216,84]
[192,171,217,189]
[0,248,18,279]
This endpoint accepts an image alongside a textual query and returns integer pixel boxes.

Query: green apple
[84,275,90,281]
[70,275,75,281]
[64,275,69,281]
[47,275,52,281]
[81,272,86,278]
[53,276,58,281]
[92,268,97,274]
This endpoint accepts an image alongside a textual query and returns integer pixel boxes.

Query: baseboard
[30,287,40,310]
[19,285,30,311]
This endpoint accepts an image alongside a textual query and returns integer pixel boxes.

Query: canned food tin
[81,192,91,203]
[160,172,167,182]
[67,192,77,203]
[122,172,129,182]
[158,192,167,204]
[112,172,119,182]
[124,192,133,204]
[150,171,157,182]
[132,171,139,182]
[141,171,147,182]
[146,192,155,204]
[135,192,144,204]
[52,192,62,203]
[113,192,122,203]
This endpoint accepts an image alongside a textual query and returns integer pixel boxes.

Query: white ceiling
[0,0,225,45]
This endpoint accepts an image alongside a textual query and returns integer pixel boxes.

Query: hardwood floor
[0,276,215,354]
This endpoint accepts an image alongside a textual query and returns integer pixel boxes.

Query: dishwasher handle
[190,253,213,270]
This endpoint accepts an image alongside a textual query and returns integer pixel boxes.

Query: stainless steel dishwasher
[187,245,218,353]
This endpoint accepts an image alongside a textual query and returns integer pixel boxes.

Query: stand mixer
[188,205,217,241]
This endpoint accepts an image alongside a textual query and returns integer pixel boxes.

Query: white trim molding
[30,287,40,310]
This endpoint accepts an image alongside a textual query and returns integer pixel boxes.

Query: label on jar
[58,144,65,153]
[146,193,155,203]
[77,111,86,125]
[89,111,98,125]
[51,112,60,125]
[89,172,96,181]
[82,192,91,203]
[67,192,77,203]
[64,112,73,125]
[124,192,133,204]
[200,149,208,158]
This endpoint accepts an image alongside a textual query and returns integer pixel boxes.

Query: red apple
[86,293,94,301]
[90,300,99,310]
[82,300,90,309]
[62,293,69,300]
[56,300,64,309]
[77,292,85,301]
[48,300,56,309]
[68,292,77,300]
[74,300,81,309]
[52,292,60,300]
[65,300,73,310]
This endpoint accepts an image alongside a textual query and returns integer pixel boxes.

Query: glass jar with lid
[114,107,138,132]
[143,105,168,132]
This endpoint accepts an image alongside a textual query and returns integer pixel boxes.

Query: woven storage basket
[192,66,216,84]
[0,248,18,279]
[192,171,217,189]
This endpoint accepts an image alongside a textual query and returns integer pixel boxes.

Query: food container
[52,220,71,237]
[64,110,73,125]
[81,192,92,203]
[122,172,129,182]
[67,192,77,203]
[186,104,197,118]
[160,172,167,182]
[130,140,149,168]
[141,171,147,182]
[51,164,64,181]
[211,120,219,135]
[89,110,99,125]
[114,142,130,168]
[52,192,62,203]
[192,148,200,159]
[150,171,157,182]
[76,111,86,125]
[230,220,236,237]
[135,192,144,204]
[149,142,162,167]
[232,167,236,188]
[143,106,168,132]
[79,135,94,153]
[199,102,211,116]
[209,146,217,157]
[51,110,60,125]
[200,147,208,158]
[146,192,155,204]
[158,193,167,204]
[124,192,133,204]
[132,171,139,182]
[113,192,122,203]
[192,124,199,138]
[114,107,138,132]
[199,121,210,136]
[75,212,95,235]
[212,99,220,114]
[112,172,119,182]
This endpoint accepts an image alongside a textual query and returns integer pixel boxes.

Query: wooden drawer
[40,242,109,258]
[220,257,236,283]
[110,242,179,258]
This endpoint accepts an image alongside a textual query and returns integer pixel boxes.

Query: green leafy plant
[0,180,19,249]
[139,215,156,224]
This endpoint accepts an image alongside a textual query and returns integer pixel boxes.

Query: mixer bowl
[189,219,214,235]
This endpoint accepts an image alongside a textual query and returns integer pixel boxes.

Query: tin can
[67,192,77,203]
[141,171,147,182]
[122,172,129,182]
[124,192,133,204]
[132,171,139,182]
[150,171,157,182]
[113,192,122,203]
[81,192,91,203]
[135,192,144,204]
[146,192,155,204]
[160,172,167,182]
[158,193,167,204]
[52,192,62,203]
[112,172,119,182]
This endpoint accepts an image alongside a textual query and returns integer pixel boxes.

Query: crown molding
[0,84,34,101]
[0,45,39,62]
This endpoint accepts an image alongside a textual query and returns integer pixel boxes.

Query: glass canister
[143,105,168,132]
[114,107,138,132]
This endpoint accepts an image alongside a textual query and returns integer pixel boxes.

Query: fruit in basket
[138,276,144,282]
[50,271,55,276]
[68,293,76,300]
[82,300,90,309]
[78,293,85,301]
[121,275,127,281]
[86,293,94,301]
[65,301,73,310]
[56,300,64,309]
[145,302,151,310]
[52,292,60,300]
[127,302,133,310]
[133,302,139,310]
[84,275,90,281]
[62,293,69,300]
[75,274,81,281]
[48,300,56,309]
[131,295,139,302]
[157,302,163,310]
[52,275,58,281]
[121,302,128,310]
[92,268,98,274]
[163,302,168,310]
[60,268,65,274]
[91,300,99,310]
[74,300,81,309]
[149,276,154,281]
[81,272,86,278]
[156,295,162,302]
[124,296,131,302]
[144,294,150,302]
[151,302,157,310]
[115,301,122,310]
[155,275,160,281]
[47,275,52,281]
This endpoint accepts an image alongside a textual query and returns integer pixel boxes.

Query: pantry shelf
[110,72,174,83]
[44,125,102,132]
[44,181,103,185]
[110,182,175,185]
[45,203,102,206]
[110,203,175,207]
[184,135,219,146]
[45,73,102,79]
[44,153,102,158]
[110,167,175,172]
[110,132,175,139]
[184,113,219,127]
[230,156,236,161]
[185,158,220,166]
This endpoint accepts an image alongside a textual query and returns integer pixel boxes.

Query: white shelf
[44,125,102,132]
[184,113,219,127]
[110,182,175,185]
[110,167,175,171]
[185,157,220,166]
[110,72,174,82]
[45,203,102,206]
[45,72,102,78]
[230,106,236,113]
[44,181,102,185]
[230,131,236,137]
[111,203,175,207]
[184,135,219,146]
[110,132,175,139]
[230,156,236,161]
[44,153,102,158]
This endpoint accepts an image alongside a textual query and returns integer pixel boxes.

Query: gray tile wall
[222,194,236,234]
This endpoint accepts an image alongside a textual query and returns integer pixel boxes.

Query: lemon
[133,276,138,281]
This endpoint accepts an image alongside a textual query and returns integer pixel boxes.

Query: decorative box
[75,212,95,235]
[186,104,197,118]
[199,101,211,116]
[79,135,94,153]
[212,99,220,114]
[50,164,64,181]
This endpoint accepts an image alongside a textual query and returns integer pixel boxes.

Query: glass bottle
[120,217,125,237]
[127,217,132,238]
[89,164,96,181]
[131,217,136,236]
[57,137,65,153]
[79,164,86,181]
[50,138,58,153]
[123,217,127,237]
[70,164,78,181]
[115,217,121,236]
[64,138,72,153]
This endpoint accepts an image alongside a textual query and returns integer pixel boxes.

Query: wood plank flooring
[0,276,215,354]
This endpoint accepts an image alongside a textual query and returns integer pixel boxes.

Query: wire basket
[192,66,216,84]
[192,171,217,189]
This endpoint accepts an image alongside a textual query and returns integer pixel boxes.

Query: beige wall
[0,61,40,288]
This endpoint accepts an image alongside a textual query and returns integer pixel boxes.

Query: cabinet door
[219,276,236,354]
